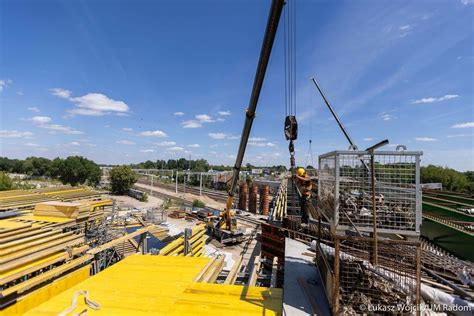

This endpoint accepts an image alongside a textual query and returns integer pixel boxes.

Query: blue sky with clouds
[0,0,473,170]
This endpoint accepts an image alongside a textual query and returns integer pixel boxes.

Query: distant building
[251,168,262,175]
[421,183,442,190]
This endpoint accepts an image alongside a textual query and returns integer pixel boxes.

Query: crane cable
[284,0,297,117]
[306,123,314,168]
[284,0,297,171]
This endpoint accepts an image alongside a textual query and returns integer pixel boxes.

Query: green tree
[109,166,138,194]
[22,157,51,176]
[192,199,206,208]
[0,172,13,191]
[246,175,252,187]
[55,156,101,186]
[421,165,471,192]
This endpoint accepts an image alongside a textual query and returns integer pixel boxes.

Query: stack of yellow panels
[34,202,89,219]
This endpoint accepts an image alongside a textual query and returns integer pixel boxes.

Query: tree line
[420,165,473,192]
[125,159,288,173]
[0,156,101,187]
[3,156,471,193]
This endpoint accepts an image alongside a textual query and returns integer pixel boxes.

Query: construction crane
[208,0,285,244]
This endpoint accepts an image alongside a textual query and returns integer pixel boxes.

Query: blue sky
[0,0,473,170]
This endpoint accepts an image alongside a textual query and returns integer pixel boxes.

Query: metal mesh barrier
[335,237,421,315]
[318,150,422,236]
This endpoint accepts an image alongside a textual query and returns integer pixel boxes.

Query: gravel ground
[103,193,163,211]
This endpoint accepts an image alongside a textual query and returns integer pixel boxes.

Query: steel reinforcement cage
[316,235,421,315]
[318,150,422,236]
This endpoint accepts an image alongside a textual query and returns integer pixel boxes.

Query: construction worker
[295,167,312,224]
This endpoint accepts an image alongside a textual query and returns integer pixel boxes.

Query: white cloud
[50,88,130,116]
[30,116,52,124]
[196,114,215,123]
[67,108,105,116]
[447,134,472,138]
[29,116,83,135]
[27,107,40,113]
[49,88,71,99]
[451,122,474,129]
[414,137,437,142]
[140,149,154,153]
[69,141,80,146]
[188,144,200,148]
[381,114,394,121]
[412,94,459,104]
[461,0,473,5]
[140,130,168,137]
[181,114,217,128]
[249,142,276,147]
[116,140,135,145]
[0,79,12,92]
[218,111,231,116]
[0,130,34,138]
[25,142,39,147]
[363,137,374,141]
[174,111,185,116]
[40,124,83,135]
[181,120,202,128]
[169,146,184,151]
[208,132,227,140]
[122,127,133,131]
[227,135,240,140]
[216,117,225,122]
[399,25,411,31]
[70,93,128,113]
[249,137,267,142]
[155,141,176,146]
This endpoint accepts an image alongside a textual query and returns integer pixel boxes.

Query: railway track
[136,177,233,203]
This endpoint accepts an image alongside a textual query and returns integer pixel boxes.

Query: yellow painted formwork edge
[3,265,90,316]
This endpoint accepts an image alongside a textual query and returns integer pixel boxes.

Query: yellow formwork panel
[14,215,76,224]
[24,255,283,316]
[24,255,211,315]
[168,283,283,316]
[0,221,31,232]
[0,251,64,281]
[3,266,90,316]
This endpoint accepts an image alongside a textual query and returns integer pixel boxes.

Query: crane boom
[223,0,285,230]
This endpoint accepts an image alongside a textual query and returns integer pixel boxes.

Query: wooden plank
[224,256,243,285]
[270,257,278,288]
[247,255,261,286]
[1,245,89,285]
[1,255,93,297]
[0,234,82,264]
[193,256,218,282]
[0,236,85,272]
[87,226,153,255]
[0,231,73,256]
[201,255,225,283]
[0,230,58,248]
